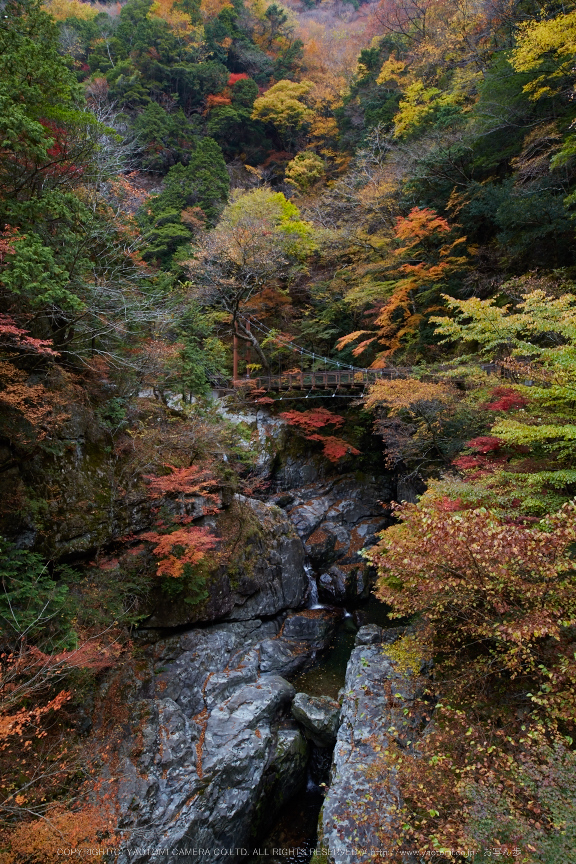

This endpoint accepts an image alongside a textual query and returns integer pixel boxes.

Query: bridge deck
[226,361,543,395]
[232,368,411,392]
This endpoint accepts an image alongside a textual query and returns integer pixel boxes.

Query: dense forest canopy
[1,0,576,858]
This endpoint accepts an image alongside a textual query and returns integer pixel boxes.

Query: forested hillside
[1,0,576,858]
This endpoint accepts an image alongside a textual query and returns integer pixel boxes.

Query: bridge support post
[244,317,250,374]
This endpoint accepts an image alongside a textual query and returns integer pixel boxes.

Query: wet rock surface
[317,639,427,864]
[97,409,400,861]
[113,610,341,864]
[270,474,393,599]
[251,723,310,839]
[281,608,341,646]
[291,693,341,747]
[354,623,385,645]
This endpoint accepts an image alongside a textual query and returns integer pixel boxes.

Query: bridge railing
[231,361,549,394]
[232,367,413,392]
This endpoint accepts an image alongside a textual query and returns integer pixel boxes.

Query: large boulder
[259,638,311,677]
[281,608,340,646]
[354,623,384,645]
[112,619,310,864]
[291,692,341,747]
[142,495,308,628]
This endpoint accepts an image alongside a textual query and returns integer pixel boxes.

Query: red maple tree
[140,463,220,577]
[279,408,360,462]
[483,386,529,411]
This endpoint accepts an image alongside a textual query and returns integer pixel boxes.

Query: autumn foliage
[452,435,509,475]
[370,500,576,693]
[336,207,467,362]
[144,463,219,505]
[367,498,576,852]
[279,406,344,434]
[279,408,360,462]
[3,0,576,855]
[1,642,122,743]
[0,315,67,448]
[364,376,460,468]
[140,463,220,577]
[1,802,119,863]
[0,640,125,862]
[483,386,529,412]
[0,315,57,358]
[141,526,218,578]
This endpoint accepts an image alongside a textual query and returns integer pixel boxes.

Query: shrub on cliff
[366,496,576,853]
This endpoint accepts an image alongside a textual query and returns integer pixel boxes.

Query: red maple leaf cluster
[139,463,220,576]
[0,314,58,357]
[279,407,345,435]
[228,72,249,86]
[483,386,528,411]
[279,408,359,462]
[453,436,507,474]
[140,526,218,578]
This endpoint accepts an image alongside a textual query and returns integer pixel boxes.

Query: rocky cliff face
[138,410,396,630]
[7,398,404,860]
[316,626,427,864]
[141,496,308,629]
[270,474,393,603]
[104,413,400,862]
[0,401,151,556]
[110,608,344,863]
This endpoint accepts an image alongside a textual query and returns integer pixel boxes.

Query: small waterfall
[305,562,324,610]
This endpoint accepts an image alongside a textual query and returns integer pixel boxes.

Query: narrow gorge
[91,405,419,864]
[3,0,576,859]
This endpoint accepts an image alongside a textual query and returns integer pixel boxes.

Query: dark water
[250,595,391,864]
[293,596,392,700]
[358,594,394,629]
[291,617,357,700]
[247,741,333,864]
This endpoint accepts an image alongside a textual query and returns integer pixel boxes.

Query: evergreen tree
[142,138,229,264]
[0,0,88,201]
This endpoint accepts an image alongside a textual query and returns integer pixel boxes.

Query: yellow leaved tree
[251,80,314,147]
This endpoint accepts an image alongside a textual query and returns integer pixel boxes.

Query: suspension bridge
[229,316,409,396]
[243,367,410,392]
[221,316,530,399]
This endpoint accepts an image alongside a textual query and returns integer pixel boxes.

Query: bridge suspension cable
[236,315,376,375]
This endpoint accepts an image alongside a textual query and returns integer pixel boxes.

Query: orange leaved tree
[0,640,123,862]
[140,463,220,582]
[337,207,468,363]
[365,497,576,852]
[368,499,576,702]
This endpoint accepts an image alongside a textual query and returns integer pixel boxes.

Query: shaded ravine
[248,591,393,864]
[108,412,404,863]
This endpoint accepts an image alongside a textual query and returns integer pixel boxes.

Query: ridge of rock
[317,638,427,863]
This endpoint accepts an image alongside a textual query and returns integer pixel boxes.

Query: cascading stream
[304,561,325,610]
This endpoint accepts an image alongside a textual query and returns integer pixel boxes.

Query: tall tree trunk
[235,319,270,372]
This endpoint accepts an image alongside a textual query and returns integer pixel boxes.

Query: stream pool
[248,595,392,864]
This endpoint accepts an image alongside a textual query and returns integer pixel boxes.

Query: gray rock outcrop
[281,609,341,645]
[142,496,308,628]
[317,637,427,864]
[111,609,340,864]
[354,623,384,645]
[291,693,341,747]
[270,474,393,600]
